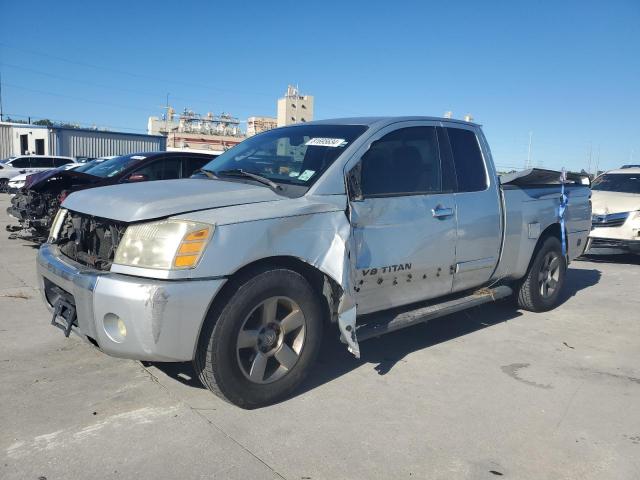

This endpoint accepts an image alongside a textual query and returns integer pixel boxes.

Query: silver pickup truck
[37,117,591,408]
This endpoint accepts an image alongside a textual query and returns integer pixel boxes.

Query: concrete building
[0,121,165,159]
[247,116,277,136]
[277,85,314,127]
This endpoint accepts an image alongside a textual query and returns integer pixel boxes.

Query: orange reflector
[174,255,199,268]
[178,241,205,254]
[185,228,209,241]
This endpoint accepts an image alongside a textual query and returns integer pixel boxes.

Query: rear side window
[446,128,487,192]
[52,158,71,167]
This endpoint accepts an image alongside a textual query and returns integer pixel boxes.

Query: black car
[8,151,216,241]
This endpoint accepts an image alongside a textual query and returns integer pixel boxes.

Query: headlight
[48,208,68,242]
[114,219,213,270]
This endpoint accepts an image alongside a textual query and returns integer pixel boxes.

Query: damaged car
[8,151,215,241]
[586,167,640,254]
[37,117,591,408]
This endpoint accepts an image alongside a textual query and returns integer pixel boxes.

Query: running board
[356,285,513,341]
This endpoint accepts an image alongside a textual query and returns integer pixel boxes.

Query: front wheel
[194,268,324,409]
[517,236,566,312]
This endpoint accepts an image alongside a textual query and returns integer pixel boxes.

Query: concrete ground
[0,195,639,480]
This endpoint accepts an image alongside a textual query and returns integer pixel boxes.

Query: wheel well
[525,223,563,272]
[213,256,342,326]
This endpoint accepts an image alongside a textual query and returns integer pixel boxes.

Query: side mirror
[126,173,149,183]
[346,162,363,201]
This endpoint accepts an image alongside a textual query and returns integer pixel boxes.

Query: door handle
[431,206,454,218]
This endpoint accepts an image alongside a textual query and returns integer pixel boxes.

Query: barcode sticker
[305,138,347,148]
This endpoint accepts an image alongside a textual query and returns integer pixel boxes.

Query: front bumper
[37,243,226,361]
[586,237,640,254]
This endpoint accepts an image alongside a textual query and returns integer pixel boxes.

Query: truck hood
[591,190,640,215]
[62,178,286,222]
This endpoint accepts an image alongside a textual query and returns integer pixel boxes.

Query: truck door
[349,124,458,315]
[441,125,502,292]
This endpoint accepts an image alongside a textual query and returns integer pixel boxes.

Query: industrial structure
[147,108,245,154]
[277,85,314,127]
[0,121,166,159]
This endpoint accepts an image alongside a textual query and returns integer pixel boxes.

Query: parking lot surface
[1,195,639,480]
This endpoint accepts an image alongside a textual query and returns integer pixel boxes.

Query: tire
[0,179,8,193]
[517,236,566,312]
[194,268,324,409]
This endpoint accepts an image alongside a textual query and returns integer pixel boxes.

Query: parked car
[0,155,75,192]
[586,167,640,254]
[8,151,215,241]
[37,117,591,408]
[6,162,90,195]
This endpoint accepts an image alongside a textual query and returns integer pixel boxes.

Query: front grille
[591,212,629,228]
[590,238,627,248]
[56,211,126,271]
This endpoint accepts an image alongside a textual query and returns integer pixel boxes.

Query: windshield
[591,173,640,194]
[201,124,368,187]
[82,154,147,178]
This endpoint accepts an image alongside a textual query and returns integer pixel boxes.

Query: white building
[277,85,314,127]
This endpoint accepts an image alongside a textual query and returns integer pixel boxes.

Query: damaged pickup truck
[37,117,591,408]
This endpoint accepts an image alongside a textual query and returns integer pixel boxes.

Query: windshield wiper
[217,169,283,191]
[195,168,218,179]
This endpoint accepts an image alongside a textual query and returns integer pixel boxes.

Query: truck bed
[496,183,591,280]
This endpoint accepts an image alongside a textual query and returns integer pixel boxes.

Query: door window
[445,128,487,192]
[360,127,444,197]
[130,158,182,181]
[183,156,210,177]
[30,157,54,168]
[11,158,30,168]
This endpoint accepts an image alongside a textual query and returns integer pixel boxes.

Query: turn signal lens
[173,227,212,269]
[185,228,209,241]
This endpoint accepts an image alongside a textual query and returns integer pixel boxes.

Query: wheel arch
[194,255,344,359]
[522,222,563,278]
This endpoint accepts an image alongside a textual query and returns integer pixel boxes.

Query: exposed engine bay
[56,211,126,271]
[7,190,64,240]
[6,170,99,242]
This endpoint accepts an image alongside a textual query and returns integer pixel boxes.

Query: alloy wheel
[236,296,307,384]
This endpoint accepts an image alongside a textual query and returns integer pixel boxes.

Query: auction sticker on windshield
[298,170,316,181]
[305,138,347,147]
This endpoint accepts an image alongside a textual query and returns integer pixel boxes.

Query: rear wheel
[517,236,566,312]
[0,179,8,193]
[194,268,324,409]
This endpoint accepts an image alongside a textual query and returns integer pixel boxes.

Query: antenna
[0,71,4,122]
[525,131,533,169]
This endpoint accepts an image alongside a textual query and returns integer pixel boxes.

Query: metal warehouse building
[0,122,166,159]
